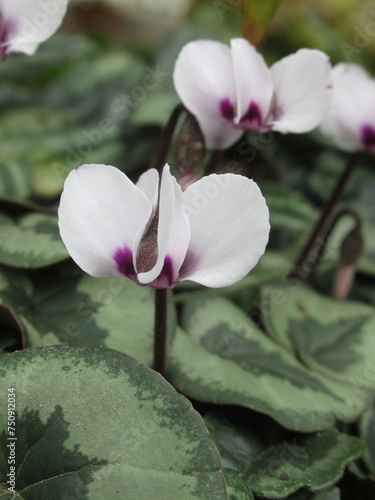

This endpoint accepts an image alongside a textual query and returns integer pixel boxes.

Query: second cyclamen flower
[58,164,270,289]
[173,38,333,149]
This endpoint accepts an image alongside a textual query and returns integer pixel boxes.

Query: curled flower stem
[307,208,362,282]
[153,288,168,377]
[288,153,360,280]
[151,103,186,172]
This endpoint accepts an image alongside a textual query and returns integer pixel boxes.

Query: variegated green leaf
[0,346,227,499]
[168,285,375,431]
[246,429,361,498]
[0,162,31,201]
[205,414,359,499]
[261,282,375,393]
[0,212,68,268]
[0,266,170,366]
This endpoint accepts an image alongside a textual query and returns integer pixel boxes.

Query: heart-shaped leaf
[0,162,31,201]
[246,429,361,498]
[261,283,375,390]
[204,413,261,500]
[0,266,173,366]
[204,413,360,499]
[167,285,375,431]
[0,346,227,499]
[0,212,68,268]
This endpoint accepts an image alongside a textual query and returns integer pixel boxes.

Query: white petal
[269,49,332,133]
[137,164,191,288]
[1,0,68,55]
[173,39,236,118]
[173,39,238,149]
[58,164,152,278]
[231,38,273,127]
[136,168,159,211]
[196,115,244,150]
[320,63,375,151]
[181,174,270,287]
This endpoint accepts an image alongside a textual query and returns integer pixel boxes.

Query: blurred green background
[0,0,373,199]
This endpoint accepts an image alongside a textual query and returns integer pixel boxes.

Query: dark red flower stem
[153,288,168,376]
[151,103,186,172]
[150,106,186,376]
[288,152,360,280]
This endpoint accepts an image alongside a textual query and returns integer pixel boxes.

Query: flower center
[361,124,375,150]
[0,14,15,58]
[239,101,263,128]
[219,98,235,120]
[114,247,136,280]
[219,98,263,131]
[136,207,159,273]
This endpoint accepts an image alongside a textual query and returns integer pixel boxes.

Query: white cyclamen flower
[173,37,333,150]
[0,0,68,56]
[320,63,375,154]
[58,164,270,289]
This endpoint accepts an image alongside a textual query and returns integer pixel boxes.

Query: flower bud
[340,225,364,265]
[332,225,363,299]
[173,112,206,189]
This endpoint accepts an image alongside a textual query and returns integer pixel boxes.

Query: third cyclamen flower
[173,38,333,149]
[58,164,270,289]
[320,63,375,154]
[0,0,68,57]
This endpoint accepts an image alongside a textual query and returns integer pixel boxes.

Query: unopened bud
[332,263,357,300]
[173,112,206,189]
[332,224,363,299]
[340,225,363,264]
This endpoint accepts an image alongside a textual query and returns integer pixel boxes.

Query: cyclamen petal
[137,165,191,288]
[181,173,270,287]
[173,39,236,121]
[231,38,273,128]
[0,0,68,56]
[58,164,270,289]
[58,164,153,278]
[136,168,159,211]
[319,63,375,154]
[269,49,333,133]
[173,37,332,150]
[172,39,239,150]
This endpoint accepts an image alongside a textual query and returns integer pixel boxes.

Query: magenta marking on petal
[361,125,375,150]
[113,247,137,280]
[152,256,174,289]
[239,101,263,129]
[178,251,200,281]
[220,98,235,120]
[0,17,17,57]
[271,104,284,121]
